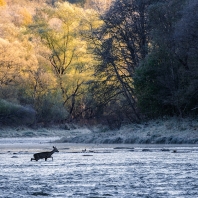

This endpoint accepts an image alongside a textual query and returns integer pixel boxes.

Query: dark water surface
[0,138,198,198]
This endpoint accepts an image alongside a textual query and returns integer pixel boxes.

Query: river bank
[0,118,198,144]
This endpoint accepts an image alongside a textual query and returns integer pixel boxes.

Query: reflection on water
[0,138,198,198]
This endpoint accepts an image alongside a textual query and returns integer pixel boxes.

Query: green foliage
[134,0,198,118]
[0,99,36,125]
[134,51,173,118]
[134,45,198,118]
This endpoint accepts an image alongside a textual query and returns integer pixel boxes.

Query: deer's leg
[52,157,53,161]
[45,158,47,161]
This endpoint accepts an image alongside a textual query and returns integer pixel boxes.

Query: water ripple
[0,143,198,197]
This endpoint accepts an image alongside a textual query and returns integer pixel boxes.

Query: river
[0,137,198,197]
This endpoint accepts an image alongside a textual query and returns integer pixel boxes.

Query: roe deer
[31,146,59,161]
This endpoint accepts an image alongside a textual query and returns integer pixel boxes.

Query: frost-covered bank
[1,118,198,144]
[57,118,198,144]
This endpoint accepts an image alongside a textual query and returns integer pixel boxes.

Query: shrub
[36,93,68,124]
[0,99,36,126]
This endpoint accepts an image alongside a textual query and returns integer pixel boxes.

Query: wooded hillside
[0,0,198,128]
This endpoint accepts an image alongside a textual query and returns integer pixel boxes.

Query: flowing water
[0,138,198,198]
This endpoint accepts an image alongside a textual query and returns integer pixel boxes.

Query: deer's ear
[53,146,55,148]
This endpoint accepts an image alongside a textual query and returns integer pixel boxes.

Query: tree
[0,36,39,99]
[29,2,95,120]
[91,0,152,123]
[0,0,59,123]
[19,8,33,26]
[84,0,112,11]
[134,0,198,118]
[173,0,198,114]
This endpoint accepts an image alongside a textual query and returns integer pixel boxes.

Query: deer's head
[53,146,59,152]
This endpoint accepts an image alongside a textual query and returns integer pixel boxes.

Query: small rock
[11,156,18,158]
[161,148,170,152]
[114,147,134,150]
[142,149,152,152]
[31,191,50,196]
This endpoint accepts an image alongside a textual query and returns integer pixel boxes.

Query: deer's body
[31,146,59,161]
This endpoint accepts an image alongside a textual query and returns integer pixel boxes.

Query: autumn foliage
[0,0,198,128]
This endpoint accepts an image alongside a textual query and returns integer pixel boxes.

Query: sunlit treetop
[0,0,6,6]
[19,8,33,26]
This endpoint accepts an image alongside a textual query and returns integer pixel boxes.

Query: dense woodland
[0,0,198,128]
